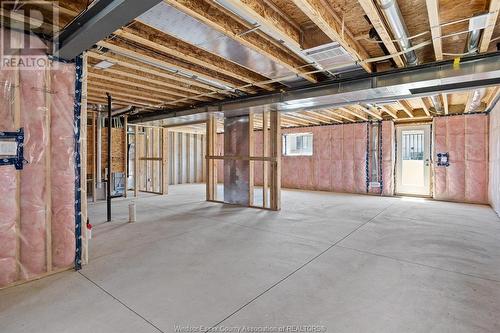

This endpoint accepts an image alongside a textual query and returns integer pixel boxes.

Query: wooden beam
[426,0,443,60]
[357,0,405,67]
[88,51,226,97]
[420,98,432,117]
[89,69,214,103]
[119,21,276,91]
[325,109,356,122]
[98,39,258,94]
[88,86,175,105]
[269,110,281,211]
[485,86,500,110]
[88,89,161,106]
[398,100,414,118]
[315,110,345,123]
[280,114,312,126]
[206,114,217,201]
[356,104,383,120]
[262,111,269,208]
[464,91,474,113]
[291,0,372,72]
[286,112,321,125]
[339,107,369,121]
[45,60,52,272]
[442,93,449,115]
[162,128,169,194]
[164,0,318,83]
[378,105,398,119]
[304,111,342,123]
[479,0,500,53]
[88,78,190,104]
[123,116,128,198]
[225,0,303,49]
[248,113,255,206]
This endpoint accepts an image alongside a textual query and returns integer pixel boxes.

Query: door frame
[395,123,432,197]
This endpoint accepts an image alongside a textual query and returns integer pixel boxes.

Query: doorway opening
[396,124,431,196]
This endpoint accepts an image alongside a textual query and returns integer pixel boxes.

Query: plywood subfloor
[1,184,500,332]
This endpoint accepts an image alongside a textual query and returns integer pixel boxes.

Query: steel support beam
[129,53,500,124]
[55,0,162,60]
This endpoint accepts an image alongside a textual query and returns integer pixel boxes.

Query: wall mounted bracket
[0,128,26,170]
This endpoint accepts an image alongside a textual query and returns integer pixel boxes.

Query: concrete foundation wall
[490,102,500,215]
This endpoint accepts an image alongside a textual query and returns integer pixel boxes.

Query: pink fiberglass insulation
[490,102,500,216]
[19,55,48,279]
[382,121,395,196]
[0,69,17,286]
[51,62,76,269]
[433,114,488,204]
[0,28,77,288]
[279,123,368,194]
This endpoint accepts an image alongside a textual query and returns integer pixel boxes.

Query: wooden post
[262,111,269,208]
[123,116,128,198]
[92,112,97,202]
[45,61,53,272]
[206,114,217,201]
[248,113,254,206]
[186,134,191,183]
[14,63,21,279]
[270,110,281,211]
[202,134,206,183]
[134,125,139,197]
[152,128,158,192]
[172,132,178,185]
[162,128,169,194]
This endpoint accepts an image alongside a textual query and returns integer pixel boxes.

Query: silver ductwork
[430,95,443,114]
[377,0,418,66]
[465,24,484,112]
[111,106,136,117]
[466,88,486,113]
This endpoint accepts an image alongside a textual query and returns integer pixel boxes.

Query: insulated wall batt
[489,101,500,215]
[0,28,78,288]
[382,121,395,196]
[433,114,489,204]
[280,123,368,194]
[0,68,17,286]
[19,54,48,279]
[51,62,76,269]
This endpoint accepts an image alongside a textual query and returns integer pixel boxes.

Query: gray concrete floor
[2,184,500,333]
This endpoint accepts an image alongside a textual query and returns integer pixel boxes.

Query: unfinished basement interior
[2,0,500,331]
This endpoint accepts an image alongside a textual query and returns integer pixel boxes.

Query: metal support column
[106,93,112,222]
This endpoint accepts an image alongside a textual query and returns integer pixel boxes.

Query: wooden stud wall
[130,124,168,195]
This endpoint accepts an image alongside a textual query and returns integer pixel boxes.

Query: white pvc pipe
[129,202,136,223]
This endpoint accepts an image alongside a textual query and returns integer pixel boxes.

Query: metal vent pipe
[377,0,418,66]
[465,24,485,112]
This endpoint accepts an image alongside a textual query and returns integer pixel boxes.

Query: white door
[396,124,431,196]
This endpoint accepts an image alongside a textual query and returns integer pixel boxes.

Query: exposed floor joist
[291,0,372,72]
[163,0,319,83]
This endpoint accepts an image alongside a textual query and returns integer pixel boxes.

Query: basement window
[283,133,313,156]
